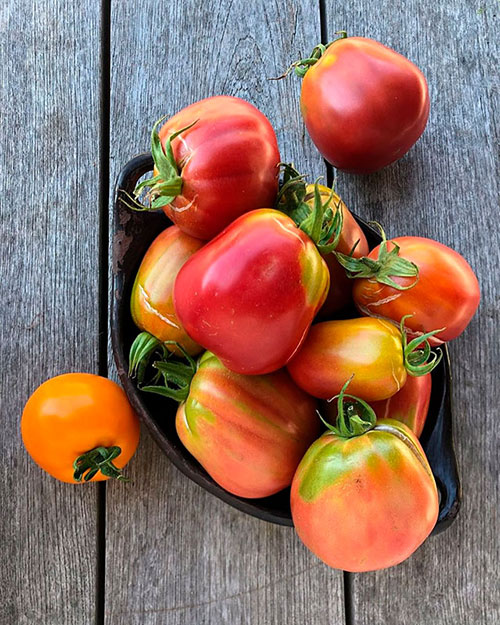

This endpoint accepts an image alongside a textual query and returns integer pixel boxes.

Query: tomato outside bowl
[111,153,460,532]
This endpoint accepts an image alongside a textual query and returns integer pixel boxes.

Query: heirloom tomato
[287,317,441,401]
[174,209,330,375]
[291,385,439,572]
[130,225,204,355]
[341,236,480,344]
[21,374,140,483]
[294,35,429,173]
[275,165,368,316]
[132,96,280,240]
[129,337,319,498]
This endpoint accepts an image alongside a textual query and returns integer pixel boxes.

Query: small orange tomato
[21,373,140,483]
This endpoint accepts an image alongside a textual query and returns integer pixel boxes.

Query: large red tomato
[176,352,320,498]
[287,317,440,401]
[296,36,429,173]
[174,209,330,375]
[133,96,280,239]
[344,236,480,344]
[130,226,204,355]
[291,401,439,571]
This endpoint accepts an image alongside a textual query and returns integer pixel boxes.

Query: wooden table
[2,1,498,623]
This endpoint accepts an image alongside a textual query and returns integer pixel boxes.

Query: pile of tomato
[21,35,480,573]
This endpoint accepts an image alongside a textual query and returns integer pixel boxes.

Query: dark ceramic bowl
[111,153,461,532]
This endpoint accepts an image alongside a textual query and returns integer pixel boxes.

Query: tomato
[133,96,280,239]
[173,209,330,375]
[291,407,439,571]
[302,183,368,317]
[130,225,204,355]
[21,374,140,483]
[175,352,320,498]
[296,35,429,173]
[346,236,480,344]
[371,373,431,438]
[287,317,440,401]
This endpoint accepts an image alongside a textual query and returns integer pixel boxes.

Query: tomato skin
[291,419,439,571]
[287,317,406,401]
[21,374,140,483]
[174,209,330,375]
[130,226,204,355]
[300,37,429,173]
[353,237,480,344]
[176,352,319,498]
[371,373,431,438]
[303,184,368,317]
[157,96,280,239]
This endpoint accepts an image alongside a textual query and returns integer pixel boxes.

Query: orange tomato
[21,373,140,483]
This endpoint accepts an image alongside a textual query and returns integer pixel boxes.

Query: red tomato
[176,352,320,498]
[298,36,429,173]
[351,237,480,344]
[291,417,438,571]
[138,96,280,239]
[174,209,330,375]
[371,373,431,438]
[130,226,204,355]
[287,317,440,401]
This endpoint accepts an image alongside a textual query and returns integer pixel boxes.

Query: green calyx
[319,378,376,439]
[128,331,197,402]
[400,315,444,376]
[335,222,419,290]
[73,446,127,482]
[122,117,198,212]
[271,32,348,80]
[275,163,343,253]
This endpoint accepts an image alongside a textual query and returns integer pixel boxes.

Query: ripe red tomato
[130,225,204,355]
[287,317,440,401]
[297,36,429,173]
[291,414,438,571]
[21,374,140,483]
[175,352,320,498]
[349,237,480,344]
[371,373,431,438]
[174,209,330,375]
[135,96,280,239]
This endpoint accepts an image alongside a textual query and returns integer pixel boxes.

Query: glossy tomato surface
[157,96,280,239]
[21,374,140,483]
[300,37,429,173]
[371,373,431,437]
[291,419,439,571]
[176,352,319,498]
[130,225,203,355]
[353,237,480,344]
[287,317,406,401]
[174,209,330,375]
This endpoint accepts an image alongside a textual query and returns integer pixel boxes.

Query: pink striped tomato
[291,387,438,571]
[174,209,330,375]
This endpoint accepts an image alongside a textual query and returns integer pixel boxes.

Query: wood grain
[0,1,102,623]
[322,2,500,623]
[106,1,345,624]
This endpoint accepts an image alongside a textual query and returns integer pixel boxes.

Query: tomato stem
[319,378,376,438]
[128,332,197,402]
[73,446,128,482]
[400,316,444,376]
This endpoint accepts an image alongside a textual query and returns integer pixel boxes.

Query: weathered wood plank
[0,2,102,624]
[322,2,499,624]
[106,1,346,623]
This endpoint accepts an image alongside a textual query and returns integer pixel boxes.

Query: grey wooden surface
[1,0,498,623]
[0,2,102,624]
